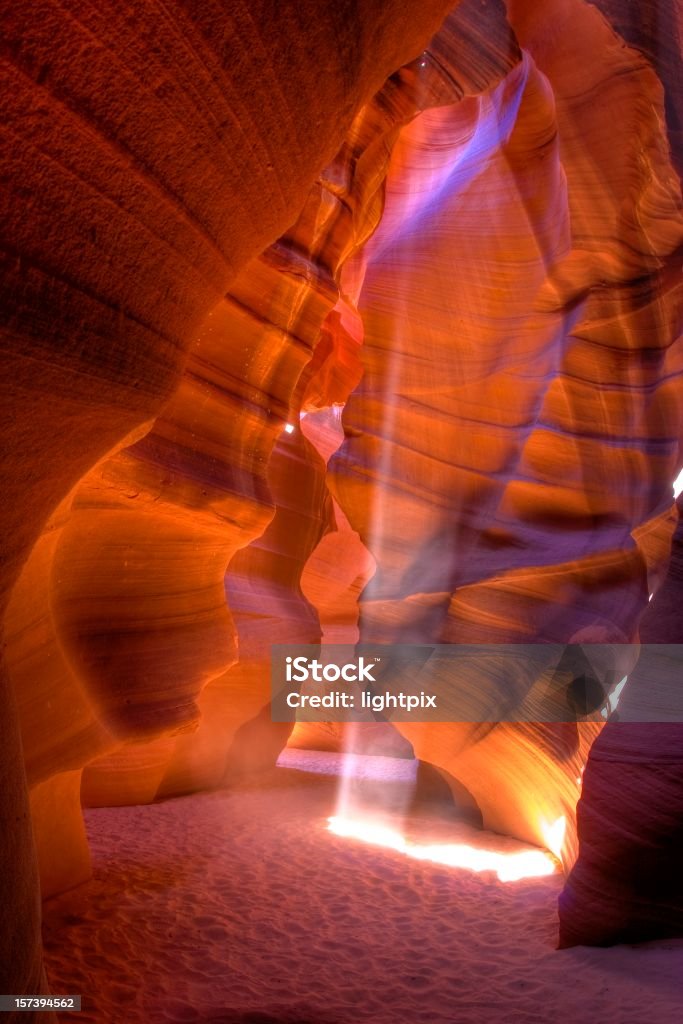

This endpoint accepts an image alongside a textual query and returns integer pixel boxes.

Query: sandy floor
[43,751,683,1024]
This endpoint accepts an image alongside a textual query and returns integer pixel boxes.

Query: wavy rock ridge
[327,0,683,878]
[0,0,452,1010]
[1,0,683,1008]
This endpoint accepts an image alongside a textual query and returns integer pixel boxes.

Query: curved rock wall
[328,0,683,867]
[0,0,452,1008]
[559,505,683,945]
[68,0,523,807]
[73,26,464,804]
[2,0,683,992]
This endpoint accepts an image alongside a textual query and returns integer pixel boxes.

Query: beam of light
[284,423,295,434]
[327,816,558,882]
[332,726,420,829]
[673,469,683,498]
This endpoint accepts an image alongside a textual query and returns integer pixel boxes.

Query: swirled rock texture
[0,0,452,1010]
[328,0,683,870]
[2,0,683,998]
[70,0,522,807]
[558,507,683,946]
[76,28,465,805]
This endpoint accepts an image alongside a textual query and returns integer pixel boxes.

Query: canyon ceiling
[1,0,683,1011]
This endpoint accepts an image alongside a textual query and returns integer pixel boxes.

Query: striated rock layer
[328,0,683,871]
[559,505,683,945]
[66,0,522,809]
[0,0,452,1008]
[1,0,682,994]
[72,20,476,804]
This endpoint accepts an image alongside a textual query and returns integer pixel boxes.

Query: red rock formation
[0,0,452,1009]
[68,0,520,809]
[559,722,683,946]
[73,29,467,804]
[2,1,682,999]
[586,0,683,177]
[559,507,683,945]
[328,0,683,867]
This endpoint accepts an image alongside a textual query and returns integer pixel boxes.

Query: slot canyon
[1,0,683,1021]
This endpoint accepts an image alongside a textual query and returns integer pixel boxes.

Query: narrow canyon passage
[2,0,683,1020]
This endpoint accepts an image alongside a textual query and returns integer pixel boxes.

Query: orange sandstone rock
[0,0,452,1007]
[329,0,683,866]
